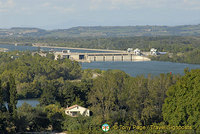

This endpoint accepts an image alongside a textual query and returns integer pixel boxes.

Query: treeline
[0,51,81,99]
[0,53,199,133]
[0,36,200,51]
[152,49,200,64]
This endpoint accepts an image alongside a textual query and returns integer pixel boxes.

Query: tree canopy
[163,69,200,132]
[0,51,198,133]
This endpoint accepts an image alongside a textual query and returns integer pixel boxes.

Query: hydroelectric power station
[54,50,151,62]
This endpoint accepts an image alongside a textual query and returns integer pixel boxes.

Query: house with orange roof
[65,104,90,117]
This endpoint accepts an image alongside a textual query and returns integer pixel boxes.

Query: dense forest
[0,52,199,133]
[0,36,199,51]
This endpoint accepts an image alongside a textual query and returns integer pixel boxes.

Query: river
[1,44,200,107]
[4,99,39,108]
[81,61,200,77]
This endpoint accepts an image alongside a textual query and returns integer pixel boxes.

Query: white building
[133,48,141,55]
[127,48,133,53]
[65,105,90,117]
[62,50,70,53]
[150,48,158,55]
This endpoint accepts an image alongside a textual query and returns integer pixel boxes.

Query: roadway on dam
[32,45,126,53]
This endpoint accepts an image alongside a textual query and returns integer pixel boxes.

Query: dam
[54,51,151,62]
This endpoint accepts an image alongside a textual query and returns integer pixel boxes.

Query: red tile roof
[66,104,79,110]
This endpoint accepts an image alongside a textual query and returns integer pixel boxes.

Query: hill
[0,24,200,38]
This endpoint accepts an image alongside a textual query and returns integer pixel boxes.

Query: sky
[0,0,200,29]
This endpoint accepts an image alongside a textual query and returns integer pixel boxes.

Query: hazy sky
[0,0,200,29]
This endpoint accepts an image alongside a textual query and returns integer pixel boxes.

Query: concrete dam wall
[87,55,150,62]
[54,52,151,62]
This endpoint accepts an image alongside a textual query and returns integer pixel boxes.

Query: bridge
[54,52,151,62]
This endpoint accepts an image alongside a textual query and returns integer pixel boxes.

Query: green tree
[122,75,149,125]
[62,116,94,133]
[7,75,17,119]
[0,80,9,133]
[0,75,18,133]
[39,86,56,106]
[88,70,129,125]
[0,80,6,112]
[44,104,65,131]
[163,69,200,132]
[17,103,50,132]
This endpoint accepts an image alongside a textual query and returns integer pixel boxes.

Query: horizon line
[1,23,200,31]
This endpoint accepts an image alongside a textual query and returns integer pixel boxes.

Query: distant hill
[0,27,47,37]
[1,24,200,38]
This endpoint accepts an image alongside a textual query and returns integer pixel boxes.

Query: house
[62,50,70,53]
[150,48,158,55]
[65,105,90,117]
[133,48,141,55]
[127,48,133,53]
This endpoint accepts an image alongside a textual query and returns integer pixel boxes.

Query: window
[71,111,80,116]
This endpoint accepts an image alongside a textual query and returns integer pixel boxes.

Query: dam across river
[54,51,151,62]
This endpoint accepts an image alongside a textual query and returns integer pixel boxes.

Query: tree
[7,75,17,119]
[0,80,9,133]
[88,70,129,125]
[62,115,94,133]
[0,75,18,133]
[39,85,56,106]
[0,80,6,112]
[141,73,177,125]
[44,104,65,131]
[17,103,50,132]
[58,81,77,107]
[163,69,200,132]
[122,75,149,125]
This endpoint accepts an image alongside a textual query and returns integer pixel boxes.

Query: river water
[1,44,200,107]
[4,99,39,108]
[81,61,200,77]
